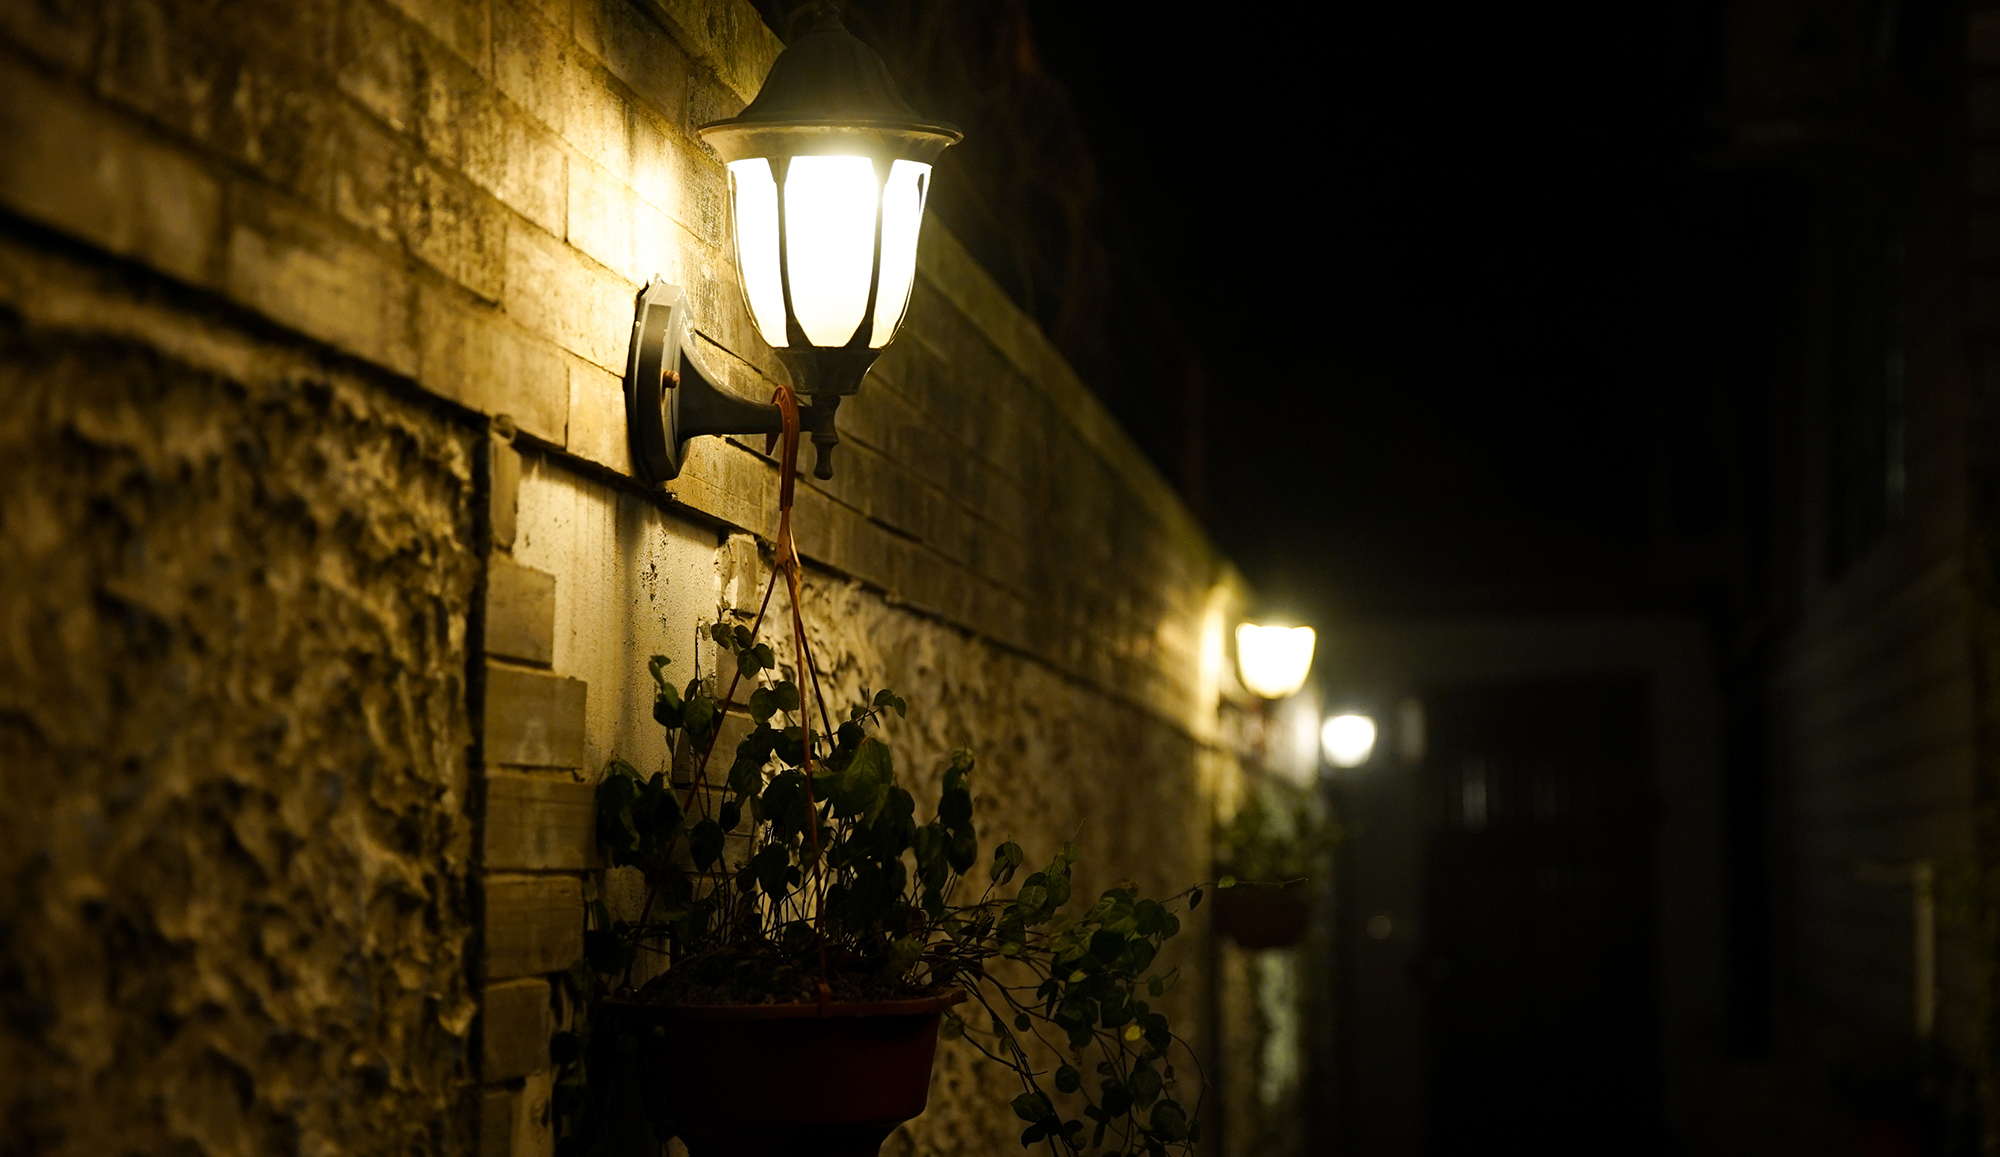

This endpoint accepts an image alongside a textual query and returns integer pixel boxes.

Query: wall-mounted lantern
[1321,713,1377,768]
[1234,623,1316,700]
[625,5,960,484]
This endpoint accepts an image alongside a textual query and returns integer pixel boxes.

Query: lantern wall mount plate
[624,5,960,485]
[624,280,785,484]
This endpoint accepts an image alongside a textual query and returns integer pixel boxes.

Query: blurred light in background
[1321,713,1378,768]
[1236,624,1316,699]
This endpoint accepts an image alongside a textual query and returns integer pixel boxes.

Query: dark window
[1824,202,1905,578]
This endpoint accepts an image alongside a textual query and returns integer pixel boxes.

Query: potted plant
[1209,776,1333,950]
[551,626,1209,1157]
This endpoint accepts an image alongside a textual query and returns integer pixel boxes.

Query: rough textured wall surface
[0,0,1246,1150]
[0,235,481,1156]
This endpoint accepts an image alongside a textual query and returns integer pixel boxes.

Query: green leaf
[753,643,775,669]
[1129,1061,1163,1109]
[1011,1093,1051,1124]
[772,680,801,712]
[1148,1099,1189,1141]
[732,624,754,650]
[938,787,972,828]
[1098,1078,1133,1118]
[941,748,975,794]
[834,737,894,815]
[751,844,791,898]
[717,799,741,832]
[689,820,724,870]
[736,648,763,678]
[947,826,978,874]
[1218,874,1238,889]
[710,622,736,647]
[747,686,776,723]
[682,696,716,742]
[990,840,1025,884]
[1189,887,1203,910]
[939,1012,964,1040]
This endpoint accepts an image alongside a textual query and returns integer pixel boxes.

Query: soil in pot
[1212,887,1311,950]
[599,990,965,1157]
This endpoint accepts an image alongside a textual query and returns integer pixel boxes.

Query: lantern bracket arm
[627,280,844,485]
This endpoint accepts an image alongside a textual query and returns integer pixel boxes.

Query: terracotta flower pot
[598,990,966,1157]
[1212,887,1311,949]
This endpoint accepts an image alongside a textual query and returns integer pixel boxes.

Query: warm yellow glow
[1235,624,1315,699]
[869,160,929,347]
[726,155,933,352]
[783,155,880,346]
[1321,713,1377,769]
[727,159,787,346]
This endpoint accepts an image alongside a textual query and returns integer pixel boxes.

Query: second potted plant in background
[1210,775,1336,950]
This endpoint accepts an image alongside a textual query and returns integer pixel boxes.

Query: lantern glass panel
[783,155,880,346]
[727,159,787,346]
[1235,623,1316,699]
[870,159,931,347]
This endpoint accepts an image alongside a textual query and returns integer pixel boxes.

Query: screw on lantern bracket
[623,280,846,484]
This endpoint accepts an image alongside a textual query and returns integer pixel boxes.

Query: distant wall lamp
[1321,713,1377,768]
[1234,624,1316,700]
[625,5,960,484]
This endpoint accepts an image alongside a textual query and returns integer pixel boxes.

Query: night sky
[1022,2,1723,621]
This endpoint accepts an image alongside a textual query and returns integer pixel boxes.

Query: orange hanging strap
[766,385,834,1006]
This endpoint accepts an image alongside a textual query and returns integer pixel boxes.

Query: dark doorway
[1417,676,1663,1155]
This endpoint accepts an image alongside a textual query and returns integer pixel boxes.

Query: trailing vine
[551,625,1210,1155]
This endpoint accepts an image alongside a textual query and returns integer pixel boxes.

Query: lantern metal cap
[698,5,961,163]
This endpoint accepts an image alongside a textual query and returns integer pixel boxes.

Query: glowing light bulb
[1235,624,1315,699]
[1321,713,1377,768]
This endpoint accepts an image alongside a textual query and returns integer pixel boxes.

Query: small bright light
[1235,623,1315,699]
[1321,713,1377,768]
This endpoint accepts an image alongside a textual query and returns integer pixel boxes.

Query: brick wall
[0,1,1244,1154]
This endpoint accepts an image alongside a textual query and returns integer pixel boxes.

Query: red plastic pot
[1212,888,1311,949]
[599,990,966,1157]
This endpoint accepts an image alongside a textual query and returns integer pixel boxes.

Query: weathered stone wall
[0,0,1245,1153]
[0,234,482,1154]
